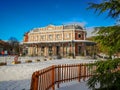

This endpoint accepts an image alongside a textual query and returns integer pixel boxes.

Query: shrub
[44,58,47,61]
[68,53,75,58]
[57,54,62,59]
[0,62,7,66]
[25,60,32,63]
[12,61,21,64]
[87,58,120,90]
[49,57,52,60]
[35,59,40,62]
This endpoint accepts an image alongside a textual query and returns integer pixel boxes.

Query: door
[56,46,60,55]
[48,46,52,56]
[78,46,81,55]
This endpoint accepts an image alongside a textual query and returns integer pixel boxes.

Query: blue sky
[0,0,115,41]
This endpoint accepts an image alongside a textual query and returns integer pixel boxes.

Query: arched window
[78,33,81,38]
[49,35,53,40]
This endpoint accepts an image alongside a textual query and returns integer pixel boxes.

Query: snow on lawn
[0,57,96,90]
[56,80,91,90]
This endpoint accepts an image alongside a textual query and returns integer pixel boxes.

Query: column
[83,43,86,56]
[45,46,48,56]
[31,45,33,56]
[60,43,63,57]
[44,46,46,56]
[68,43,70,56]
[38,45,40,56]
[73,43,75,57]
[31,45,34,55]
[52,44,56,56]
[70,43,72,54]
[28,46,31,56]
[35,45,38,56]
[62,43,64,57]
[84,43,86,56]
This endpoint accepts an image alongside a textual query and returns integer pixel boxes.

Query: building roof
[0,40,11,48]
[0,40,8,46]
[63,24,83,30]
[29,24,84,33]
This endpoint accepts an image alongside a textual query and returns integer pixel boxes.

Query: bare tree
[8,37,19,55]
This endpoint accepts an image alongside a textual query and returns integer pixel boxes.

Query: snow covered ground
[56,80,90,90]
[0,56,96,90]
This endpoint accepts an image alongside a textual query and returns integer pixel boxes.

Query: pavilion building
[23,24,95,57]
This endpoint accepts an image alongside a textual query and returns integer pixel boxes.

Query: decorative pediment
[46,24,55,30]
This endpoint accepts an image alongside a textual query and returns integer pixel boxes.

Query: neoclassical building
[23,24,95,57]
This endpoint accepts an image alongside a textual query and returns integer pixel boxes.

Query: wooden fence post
[78,64,81,82]
[34,71,39,90]
[52,65,55,90]
[83,64,86,81]
[57,65,60,88]
[30,73,34,90]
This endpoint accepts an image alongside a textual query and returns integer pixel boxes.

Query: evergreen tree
[93,26,120,58]
[87,0,120,90]
[88,58,120,90]
[87,0,120,57]
[87,0,120,18]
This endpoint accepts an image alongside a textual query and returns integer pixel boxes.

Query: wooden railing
[30,64,96,90]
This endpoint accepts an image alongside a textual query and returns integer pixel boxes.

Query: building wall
[23,24,87,56]
[24,33,29,42]
[25,25,85,43]
[28,31,73,42]
[75,30,86,40]
[28,30,85,42]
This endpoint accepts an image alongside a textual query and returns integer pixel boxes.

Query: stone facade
[23,24,95,57]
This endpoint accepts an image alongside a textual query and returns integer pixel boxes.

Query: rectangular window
[66,33,69,38]
[41,35,45,40]
[66,33,71,39]
[35,36,38,41]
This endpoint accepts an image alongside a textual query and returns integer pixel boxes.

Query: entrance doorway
[41,46,44,56]
[48,46,52,56]
[56,46,60,55]
[78,46,81,55]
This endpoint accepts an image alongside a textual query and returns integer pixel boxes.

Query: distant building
[23,24,95,57]
[0,40,11,55]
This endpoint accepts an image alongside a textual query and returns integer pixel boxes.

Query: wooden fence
[30,64,96,90]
